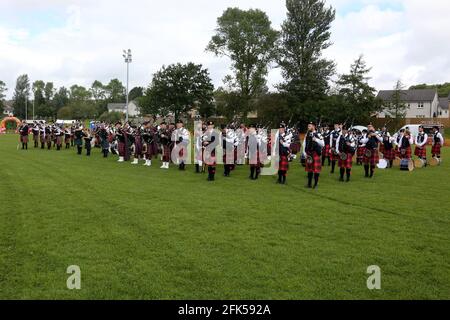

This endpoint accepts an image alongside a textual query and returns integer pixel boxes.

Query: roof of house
[107,103,126,111]
[438,97,449,110]
[377,89,437,102]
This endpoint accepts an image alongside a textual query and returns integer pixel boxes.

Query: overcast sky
[1,0,449,99]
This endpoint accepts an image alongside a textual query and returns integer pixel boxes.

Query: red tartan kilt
[331,151,340,161]
[305,152,321,173]
[379,144,385,154]
[414,146,427,158]
[324,145,330,157]
[279,155,289,171]
[118,142,125,156]
[357,146,366,158]
[20,135,28,143]
[338,153,353,169]
[383,148,395,161]
[162,145,171,161]
[432,144,441,156]
[399,146,412,159]
[363,149,379,165]
[65,136,71,144]
[394,147,400,158]
[56,136,62,145]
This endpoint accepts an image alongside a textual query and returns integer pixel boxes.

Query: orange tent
[0,117,21,129]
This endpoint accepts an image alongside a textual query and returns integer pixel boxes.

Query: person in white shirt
[414,125,428,164]
[432,126,445,159]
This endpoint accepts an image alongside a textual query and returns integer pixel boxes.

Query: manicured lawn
[0,133,449,299]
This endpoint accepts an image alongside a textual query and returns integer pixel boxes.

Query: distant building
[438,95,449,118]
[376,89,439,119]
[107,101,140,117]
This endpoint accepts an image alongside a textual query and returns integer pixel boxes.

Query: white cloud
[0,0,449,99]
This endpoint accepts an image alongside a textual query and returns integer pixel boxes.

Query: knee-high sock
[277,170,283,183]
[346,168,351,181]
[364,165,369,177]
[308,172,313,187]
[370,165,375,177]
[331,161,336,173]
[340,168,345,180]
[250,167,255,179]
[314,173,320,187]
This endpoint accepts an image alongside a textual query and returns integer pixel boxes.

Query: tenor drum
[393,157,401,167]
[429,157,441,167]
[377,159,388,169]
[400,159,414,171]
[414,158,425,168]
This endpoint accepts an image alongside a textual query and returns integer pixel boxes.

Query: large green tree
[143,63,214,120]
[337,55,381,124]
[207,8,279,118]
[0,80,7,115]
[385,80,408,130]
[105,79,126,103]
[278,0,336,119]
[12,74,31,119]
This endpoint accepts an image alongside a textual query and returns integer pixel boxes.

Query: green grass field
[0,134,449,300]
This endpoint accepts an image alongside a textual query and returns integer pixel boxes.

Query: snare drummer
[432,126,444,160]
[398,129,414,160]
[329,123,342,174]
[361,125,382,178]
[336,126,356,182]
[414,125,428,165]
[302,122,324,189]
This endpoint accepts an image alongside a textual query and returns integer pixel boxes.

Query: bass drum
[414,158,425,168]
[377,159,388,169]
[400,159,414,172]
[429,157,441,167]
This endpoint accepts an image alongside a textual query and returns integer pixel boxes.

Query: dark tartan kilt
[305,152,322,173]
[162,145,171,161]
[33,134,39,142]
[290,142,300,155]
[146,143,157,158]
[432,144,442,156]
[279,155,289,171]
[118,142,125,156]
[323,145,331,157]
[383,148,395,161]
[56,136,62,145]
[20,135,29,143]
[331,150,340,161]
[379,144,385,154]
[65,136,71,144]
[399,146,412,159]
[414,146,427,158]
[134,139,143,156]
[363,148,379,166]
[338,153,353,169]
[357,146,366,158]
[394,146,400,158]
[40,135,45,143]
[46,135,52,143]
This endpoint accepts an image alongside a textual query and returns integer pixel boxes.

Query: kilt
[399,146,412,159]
[323,144,331,158]
[357,146,366,159]
[162,145,171,161]
[118,142,125,157]
[414,146,427,159]
[432,144,442,156]
[146,142,158,158]
[330,149,340,161]
[134,138,143,157]
[290,142,300,155]
[363,148,379,166]
[338,153,353,169]
[33,134,39,142]
[46,135,52,143]
[383,148,395,161]
[394,146,400,158]
[65,136,71,144]
[56,136,62,145]
[379,144,385,154]
[279,155,289,171]
[20,135,29,143]
[40,135,45,144]
[305,151,321,173]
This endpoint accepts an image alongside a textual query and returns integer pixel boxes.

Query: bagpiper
[116,122,131,162]
[222,124,237,177]
[142,122,158,167]
[329,123,342,174]
[64,127,72,149]
[131,125,144,165]
[276,122,292,185]
[39,122,46,149]
[336,126,356,182]
[74,125,84,155]
[194,122,206,173]
[247,124,262,180]
[19,121,29,150]
[98,124,110,158]
[321,125,331,166]
[381,129,395,168]
[302,122,324,189]
[414,125,428,165]
[361,124,382,178]
[83,128,92,156]
[31,122,39,148]
[398,129,414,160]
[432,126,444,160]
[202,121,218,181]
[356,129,368,165]
[158,122,171,169]
[54,125,64,151]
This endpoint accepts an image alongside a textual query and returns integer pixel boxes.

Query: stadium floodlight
[123,49,132,122]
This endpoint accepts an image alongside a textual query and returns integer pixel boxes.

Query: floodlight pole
[123,49,132,122]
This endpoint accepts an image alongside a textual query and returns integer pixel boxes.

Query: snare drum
[393,157,401,167]
[414,158,425,168]
[377,159,388,169]
[400,159,414,171]
[429,157,441,167]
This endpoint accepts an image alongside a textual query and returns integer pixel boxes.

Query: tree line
[1,0,405,127]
